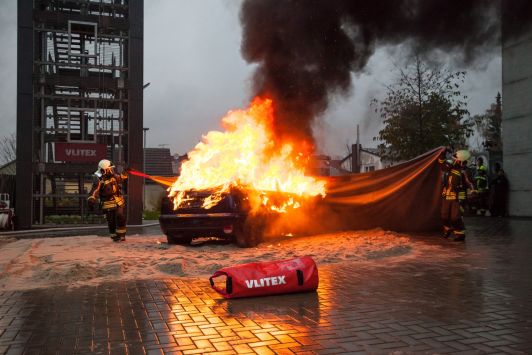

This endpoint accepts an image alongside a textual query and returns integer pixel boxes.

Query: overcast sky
[0,0,501,158]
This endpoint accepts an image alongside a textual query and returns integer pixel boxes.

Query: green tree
[472,92,502,151]
[373,56,472,162]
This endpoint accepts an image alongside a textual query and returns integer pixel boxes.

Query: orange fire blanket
[132,147,445,233]
[322,147,445,233]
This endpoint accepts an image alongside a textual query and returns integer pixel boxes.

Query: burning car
[159,188,271,247]
[158,98,326,247]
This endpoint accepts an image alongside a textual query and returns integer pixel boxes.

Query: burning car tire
[234,217,264,248]
[167,233,193,245]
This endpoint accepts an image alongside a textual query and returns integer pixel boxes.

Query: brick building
[144,148,174,211]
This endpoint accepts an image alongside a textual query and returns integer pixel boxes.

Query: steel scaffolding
[16,0,144,228]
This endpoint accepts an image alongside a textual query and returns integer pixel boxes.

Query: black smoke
[240,0,531,145]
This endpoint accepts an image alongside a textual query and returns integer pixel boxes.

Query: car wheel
[235,220,262,248]
[167,234,192,245]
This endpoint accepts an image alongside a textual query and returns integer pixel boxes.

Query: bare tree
[0,133,16,165]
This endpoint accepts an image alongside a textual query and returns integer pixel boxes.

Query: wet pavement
[0,221,161,239]
[1,217,532,354]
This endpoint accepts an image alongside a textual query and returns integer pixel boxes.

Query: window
[68,21,98,64]
[67,107,98,143]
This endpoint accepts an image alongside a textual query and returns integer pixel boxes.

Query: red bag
[209,256,319,298]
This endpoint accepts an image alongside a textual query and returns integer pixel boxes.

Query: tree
[472,92,502,151]
[0,133,16,165]
[373,56,472,162]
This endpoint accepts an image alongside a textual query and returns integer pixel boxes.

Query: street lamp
[143,127,149,149]
[143,127,149,211]
[142,82,150,212]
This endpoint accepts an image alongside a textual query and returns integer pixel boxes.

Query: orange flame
[168,97,326,212]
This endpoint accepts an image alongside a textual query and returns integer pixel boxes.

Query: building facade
[16,0,144,228]
[502,26,532,216]
[144,148,174,211]
[341,144,390,174]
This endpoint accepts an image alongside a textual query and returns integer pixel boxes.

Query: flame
[168,97,326,212]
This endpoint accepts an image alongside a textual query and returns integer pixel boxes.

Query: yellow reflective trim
[116,228,126,233]
[451,169,461,176]
[454,230,465,235]
[114,196,125,206]
[102,201,118,209]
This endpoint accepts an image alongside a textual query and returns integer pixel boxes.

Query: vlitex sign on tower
[54,143,107,162]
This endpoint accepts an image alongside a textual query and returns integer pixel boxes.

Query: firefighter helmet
[95,159,114,177]
[455,150,471,162]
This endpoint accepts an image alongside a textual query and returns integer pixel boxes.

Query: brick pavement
[1,217,532,354]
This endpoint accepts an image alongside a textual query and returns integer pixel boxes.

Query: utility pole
[143,127,149,211]
[141,82,151,213]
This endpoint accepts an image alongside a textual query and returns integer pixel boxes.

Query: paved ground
[0,221,161,239]
[1,217,531,354]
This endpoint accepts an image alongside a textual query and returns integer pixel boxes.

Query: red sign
[55,143,107,162]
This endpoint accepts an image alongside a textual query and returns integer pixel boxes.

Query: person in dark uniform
[489,162,509,217]
[88,159,128,242]
[438,149,475,242]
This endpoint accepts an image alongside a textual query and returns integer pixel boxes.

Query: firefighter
[438,148,475,242]
[474,157,489,215]
[87,159,128,242]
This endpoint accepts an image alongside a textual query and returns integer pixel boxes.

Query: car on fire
[159,189,270,247]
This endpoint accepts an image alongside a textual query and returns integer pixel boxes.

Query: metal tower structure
[16,0,144,228]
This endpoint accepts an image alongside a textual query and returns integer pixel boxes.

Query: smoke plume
[240,0,531,145]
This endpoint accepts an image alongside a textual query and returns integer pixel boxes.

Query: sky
[0,0,501,159]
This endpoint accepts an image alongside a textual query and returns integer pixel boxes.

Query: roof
[0,160,16,175]
[144,148,174,177]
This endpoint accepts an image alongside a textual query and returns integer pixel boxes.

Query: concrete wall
[502,28,532,216]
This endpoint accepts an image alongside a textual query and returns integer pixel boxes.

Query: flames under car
[159,189,271,247]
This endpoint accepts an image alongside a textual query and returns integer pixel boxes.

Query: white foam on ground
[0,230,421,291]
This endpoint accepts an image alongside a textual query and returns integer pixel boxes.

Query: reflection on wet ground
[1,217,532,354]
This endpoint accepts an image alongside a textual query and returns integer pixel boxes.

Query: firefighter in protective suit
[438,149,475,242]
[88,159,128,242]
[474,158,489,215]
